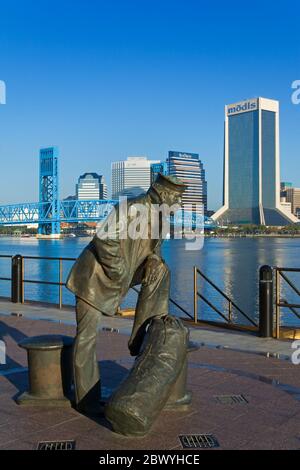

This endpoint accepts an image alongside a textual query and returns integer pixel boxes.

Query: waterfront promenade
[0,300,300,450]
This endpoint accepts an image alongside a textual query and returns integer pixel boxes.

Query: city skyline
[0,115,299,213]
[0,0,300,210]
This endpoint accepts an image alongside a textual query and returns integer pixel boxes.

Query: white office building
[111,156,160,199]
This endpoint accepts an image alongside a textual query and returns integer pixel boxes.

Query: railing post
[275,269,280,339]
[11,255,24,303]
[58,259,63,309]
[228,300,232,323]
[193,266,198,323]
[259,265,273,338]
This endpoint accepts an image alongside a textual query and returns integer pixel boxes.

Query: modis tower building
[212,97,298,225]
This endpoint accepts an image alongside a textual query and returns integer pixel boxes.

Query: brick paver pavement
[0,314,300,450]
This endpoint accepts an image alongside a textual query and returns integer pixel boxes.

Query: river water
[0,236,299,327]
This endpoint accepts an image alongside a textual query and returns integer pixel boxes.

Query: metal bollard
[17,335,73,407]
[259,265,274,338]
[11,254,23,303]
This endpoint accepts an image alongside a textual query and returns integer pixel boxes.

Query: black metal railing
[193,266,258,328]
[0,254,193,319]
[0,254,76,308]
[0,255,13,284]
[22,255,76,308]
[274,267,300,338]
[131,286,193,320]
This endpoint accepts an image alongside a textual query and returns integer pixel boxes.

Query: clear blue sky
[0,0,299,210]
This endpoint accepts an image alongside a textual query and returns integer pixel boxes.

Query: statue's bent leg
[73,297,102,413]
[128,262,170,356]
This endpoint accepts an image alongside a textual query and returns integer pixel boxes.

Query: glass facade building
[213,97,298,226]
[150,162,168,183]
[167,151,207,216]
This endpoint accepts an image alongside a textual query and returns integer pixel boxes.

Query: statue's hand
[142,255,164,285]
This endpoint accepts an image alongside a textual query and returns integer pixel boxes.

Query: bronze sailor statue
[66,174,186,415]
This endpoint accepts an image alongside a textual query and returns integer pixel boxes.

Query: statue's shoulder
[127,193,150,207]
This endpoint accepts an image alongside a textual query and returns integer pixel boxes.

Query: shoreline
[205,233,300,238]
[1,233,300,239]
[204,233,300,238]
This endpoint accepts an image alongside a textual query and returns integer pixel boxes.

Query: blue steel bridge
[0,147,216,234]
[0,199,216,229]
[0,199,116,226]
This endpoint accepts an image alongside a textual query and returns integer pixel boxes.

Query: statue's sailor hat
[154,173,186,193]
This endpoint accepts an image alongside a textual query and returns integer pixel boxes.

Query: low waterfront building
[280,182,293,199]
[286,188,300,219]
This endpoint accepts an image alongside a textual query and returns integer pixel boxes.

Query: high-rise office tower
[111,156,160,198]
[76,173,107,200]
[167,151,207,215]
[212,98,298,225]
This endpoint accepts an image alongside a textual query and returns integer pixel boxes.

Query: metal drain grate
[37,440,76,450]
[102,327,120,333]
[179,434,219,449]
[214,394,248,405]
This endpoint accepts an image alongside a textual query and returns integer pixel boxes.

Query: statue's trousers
[73,259,170,407]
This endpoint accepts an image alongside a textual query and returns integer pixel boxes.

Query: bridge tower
[38,147,60,237]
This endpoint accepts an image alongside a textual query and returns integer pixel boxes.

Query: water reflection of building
[220,238,290,326]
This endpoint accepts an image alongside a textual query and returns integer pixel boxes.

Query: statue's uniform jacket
[66,192,162,316]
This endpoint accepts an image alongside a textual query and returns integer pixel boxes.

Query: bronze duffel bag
[104,315,189,436]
